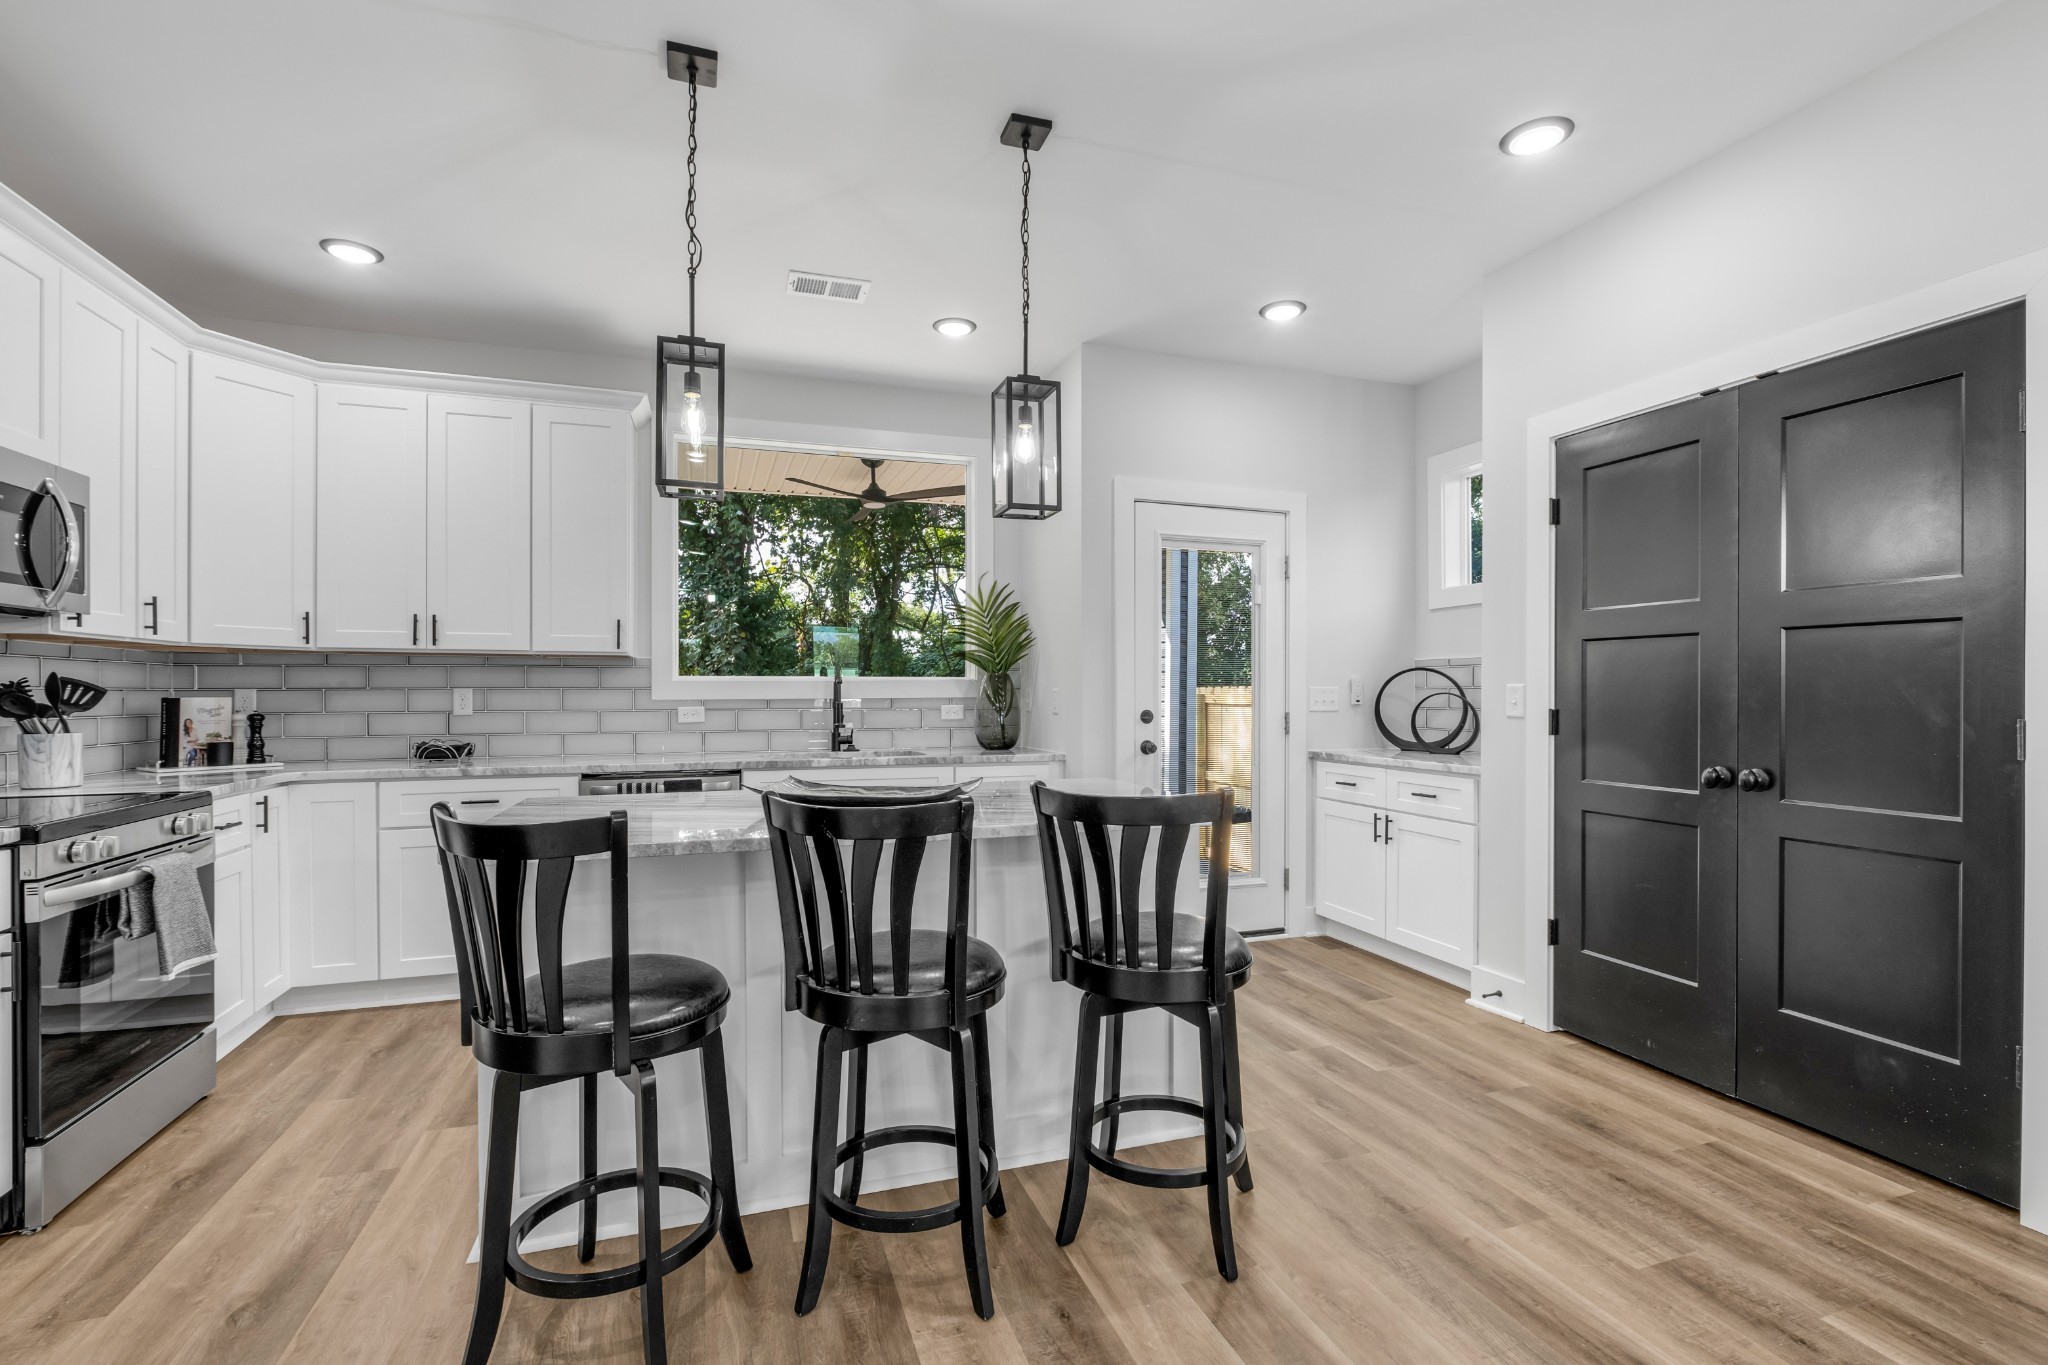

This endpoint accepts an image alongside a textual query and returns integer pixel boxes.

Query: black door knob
[1736,767,1776,792]
[1139,740,1158,755]
[1139,708,1155,724]
[1700,766,1734,789]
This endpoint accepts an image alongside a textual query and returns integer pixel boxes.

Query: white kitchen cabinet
[191,353,316,647]
[134,320,189,642]
[56,271,138,638]
[315,384,427,650]
[213,844,254,1046]
[1312,759,1477,971]
[532,403,634,654]
[1,923,14,1203]
[377,827,458,979]
[377,775,577,828]
[251,791,288,1010]
[740,765,954,791]
[428,394,531,652]
[1314,798,1386,938]
[0,218,60,461]
[1383,810,1476,967]
[287,782,379,986]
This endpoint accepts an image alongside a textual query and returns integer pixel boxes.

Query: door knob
[1139,740,1158,755]
[1736,767,1776,792]
[1700,766,1734,790]
[1139,708,1155,724]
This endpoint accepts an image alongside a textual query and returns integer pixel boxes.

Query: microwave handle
[36,476,80,610]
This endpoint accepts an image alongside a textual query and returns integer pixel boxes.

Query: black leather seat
[526,954,733,1037]
[1078,915,1252,977]
[818,931,1007,999]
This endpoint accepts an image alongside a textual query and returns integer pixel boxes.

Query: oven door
[0,444,87,618]
[19,837,214,1141]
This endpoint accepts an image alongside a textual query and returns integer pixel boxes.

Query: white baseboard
[1467,965,1532,1024]
[1315,917,1472,991]
[273,976,461,1016]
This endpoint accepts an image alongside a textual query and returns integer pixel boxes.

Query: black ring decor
[1373,667,1478,755]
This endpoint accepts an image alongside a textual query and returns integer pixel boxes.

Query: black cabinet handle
[412,613,420,647]
[615,618,622,650]
[1701,765,1734,789]
[1384,817,1394,842]
[459,798,500,806]
[1372,812,1381,843]
[302,610,311,644]
[257,796,270,833]
[145,595,159,635]
[1737,767,1776,792]
[432,614,440,647]
[215,820,244,831]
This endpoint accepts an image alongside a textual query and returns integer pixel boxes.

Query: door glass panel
[1159,545,1255,877]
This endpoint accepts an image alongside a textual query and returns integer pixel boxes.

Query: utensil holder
[19,732,83,789]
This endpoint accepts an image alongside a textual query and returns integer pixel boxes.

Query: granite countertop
[1309,746,1481,777]
[0,748,1065,802]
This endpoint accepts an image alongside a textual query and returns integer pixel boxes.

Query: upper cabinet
[428,394,531,653]
[190,354,316,647]
[0,218,60,461]
[134,321,189,642]
[56,271,138,638]
[315,384,427,650]
[532,403,634,655]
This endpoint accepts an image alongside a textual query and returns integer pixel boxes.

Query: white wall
[1413,360,1483,661]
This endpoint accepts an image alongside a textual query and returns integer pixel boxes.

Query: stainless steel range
[6,789,216,1231]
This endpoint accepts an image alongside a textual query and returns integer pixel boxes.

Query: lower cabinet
[1313,760,1477,970]
[1314,798,1386,936]
[1383,811,1476,966]
[378,827,458,979]
[251,791,288,1010]
[287,782,381,986]
[212,844,254,1044]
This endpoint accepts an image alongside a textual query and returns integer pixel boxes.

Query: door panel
[316,385,427,650]
[1384,811,1474,967]
[1736,303,2024,1204]
[1554,391,1739,1092]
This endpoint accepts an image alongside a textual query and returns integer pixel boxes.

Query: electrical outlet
[1348,677,1364,706]
[675,705,706,724]
[1505,683,1526,718]
[1309,685,1340,712]
[1051,687,1063,717]
[233,688,258,714]
[452,688,474,716]
[940,703,964,721]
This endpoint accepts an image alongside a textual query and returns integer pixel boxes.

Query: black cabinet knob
[1139,739,1158,755]
[1700,765,1734,789]
[1737,767,1776,792]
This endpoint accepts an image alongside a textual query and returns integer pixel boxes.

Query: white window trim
[649,418,990,701]
[1427,442,1484,610]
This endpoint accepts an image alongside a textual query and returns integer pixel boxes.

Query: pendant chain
[1019,139,1031,377]
[686,72,701,340]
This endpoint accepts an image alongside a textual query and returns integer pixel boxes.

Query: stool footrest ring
[505,1166,721,1299]
[1085,1094,1245,1190]
[825,1123,1001,1234]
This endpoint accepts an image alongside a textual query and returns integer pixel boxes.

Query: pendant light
[656,42,726,500]
[991,113,1060,521]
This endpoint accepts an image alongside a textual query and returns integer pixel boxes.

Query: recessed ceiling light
[1259,300,1307,323]
[1499,116,1574,157]
[933,317,977,338]
[319,238,383,265]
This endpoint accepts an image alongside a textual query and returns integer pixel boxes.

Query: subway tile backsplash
[1411,656,1481,755]
[0,642,988,782]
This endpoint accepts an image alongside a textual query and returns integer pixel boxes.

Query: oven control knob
[62,839,92,864]
[171,813,197,837]
[94,836,119,860]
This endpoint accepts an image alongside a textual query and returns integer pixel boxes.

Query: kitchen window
[1427,443,1483,609]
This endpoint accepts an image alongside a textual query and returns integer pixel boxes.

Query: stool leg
[577,1072,598,1263]
[971,1015,1005,1218]
[1222,995,1253,1193]
[700,1031,752,1274]
[1055,993,1104,1247]
[796,1027,845,1316]
[1199,1005,1239,1282]
[950,1025,996,1320]
[838,1040,869,1204]
[627,1060,668,1365]
[1101,1011,1125,1157]
[463,1069,521,1365]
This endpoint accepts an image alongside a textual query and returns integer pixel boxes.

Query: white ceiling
[0,1,1999,390]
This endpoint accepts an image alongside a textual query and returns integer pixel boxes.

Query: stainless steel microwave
[0,445,86,618]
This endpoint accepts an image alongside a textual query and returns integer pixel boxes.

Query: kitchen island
[475,779,1204,1249]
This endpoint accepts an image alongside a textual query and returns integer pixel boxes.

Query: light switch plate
[1504,683,1525,718]
[676,705,706,724]
[1309,685,1340,712]
[233,689,258,714]
[940,703,965,721]
[452,688,474,716]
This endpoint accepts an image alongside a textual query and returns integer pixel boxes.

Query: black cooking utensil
[0,689,43,733]
[44,673,107,732]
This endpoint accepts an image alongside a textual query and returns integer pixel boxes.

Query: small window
[1428,444,1483,609]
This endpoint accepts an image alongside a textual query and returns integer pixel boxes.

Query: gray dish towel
[116,850,216,979]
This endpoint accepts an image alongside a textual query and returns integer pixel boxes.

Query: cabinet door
[57,271,138,638]
[213,845,254,1044]
[0,219,60,461]
[532,403,634,654]
[1314,798,1386,937]
[316,384,426,650]
[377,827,460,979]
[191,354,316,646]
[428,394,530,651]
[1384,810,1476,967]
[287,782,379,986]
[0,929,11,1201]
[135,320,189,642]
[251,792,288,1009]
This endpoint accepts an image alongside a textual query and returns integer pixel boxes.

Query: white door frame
[1113,476,1309,935]
[1516,244,2048,1231]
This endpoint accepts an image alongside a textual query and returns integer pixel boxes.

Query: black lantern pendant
[992,113,1060,521]
[657,42,726,500]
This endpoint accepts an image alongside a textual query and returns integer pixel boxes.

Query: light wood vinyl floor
[5,936,2047,1364]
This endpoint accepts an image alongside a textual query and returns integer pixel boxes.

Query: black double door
[1554,304,2025,1205]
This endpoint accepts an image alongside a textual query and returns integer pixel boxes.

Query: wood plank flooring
[6,936,2047,1363]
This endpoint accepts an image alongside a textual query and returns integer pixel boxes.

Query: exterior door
[1554,392,1741,1091]
[1125,502,1288,933]
[1735,304,2024,1204]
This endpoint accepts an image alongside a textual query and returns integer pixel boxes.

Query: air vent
[787,269,871,303]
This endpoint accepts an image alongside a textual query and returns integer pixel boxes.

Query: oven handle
[25,836,214,922]
[36,476,80,609]
[41,865,154,909]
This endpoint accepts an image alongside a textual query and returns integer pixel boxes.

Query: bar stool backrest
[432,803,635,1075]
[1030,783,1236,1003]
[761,793,976,1023]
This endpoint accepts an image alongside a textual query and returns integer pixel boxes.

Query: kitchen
[4,4,2048,1364]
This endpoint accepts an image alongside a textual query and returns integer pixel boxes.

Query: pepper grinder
[245,712,267,766]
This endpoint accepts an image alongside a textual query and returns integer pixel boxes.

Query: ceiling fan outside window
[784,458,967,521]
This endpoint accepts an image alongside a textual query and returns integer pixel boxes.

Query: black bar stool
[432,803,751,1365]
[1030,782,1254,1280]
[761,790,1006,1319]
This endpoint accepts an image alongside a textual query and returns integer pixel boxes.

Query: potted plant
[955,577,1035,751]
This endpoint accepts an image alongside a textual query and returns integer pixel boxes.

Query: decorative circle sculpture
[1372,667,1478,755]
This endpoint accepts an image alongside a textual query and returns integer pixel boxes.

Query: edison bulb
[1012,407,1037,464]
